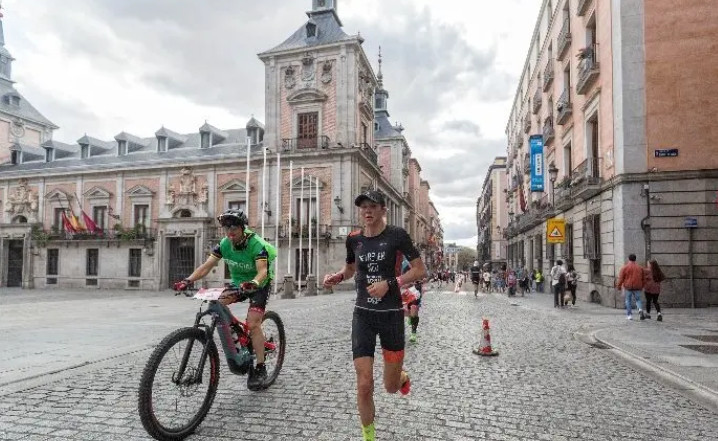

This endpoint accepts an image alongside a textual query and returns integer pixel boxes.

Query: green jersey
[211,229,276,287]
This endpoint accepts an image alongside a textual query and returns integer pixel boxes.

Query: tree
[457,246,477,272]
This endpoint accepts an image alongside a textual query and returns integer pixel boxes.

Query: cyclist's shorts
[352,308,404,361]
[221,282,270,313]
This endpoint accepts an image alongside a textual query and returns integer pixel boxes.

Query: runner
[400,258,423,343]
[470,261,482,297]
[482,269,492,293]
[323,190,427,441]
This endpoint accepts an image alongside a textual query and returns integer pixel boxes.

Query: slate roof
[260,10,355,55]
[0,79,57,128]
[374,112,403,139]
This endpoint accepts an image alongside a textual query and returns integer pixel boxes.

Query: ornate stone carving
[321,60,333,84]
[179,168,196,195]
[284,65,296,90]
[4,178,38,221]
[301,54,315,86]
[10,119,25,139]
[164,168,208,218]
[165,185,176,206]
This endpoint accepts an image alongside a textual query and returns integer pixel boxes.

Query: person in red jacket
[644,259,666,321]
[616,254,646,320]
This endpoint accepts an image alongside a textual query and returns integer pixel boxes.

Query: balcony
[543,60,554,92]
[570,157,602,201]
[523,153,530,174]
[576,45,600,95]
[282,135,330,151]
[358,143,378,166]
[523,113,531,134]
[556,89,573,125]
[543,116,555,145]
[32,226,157,246]
[577,0,592,16]
[532,89,543,114]
[557,18,571,60]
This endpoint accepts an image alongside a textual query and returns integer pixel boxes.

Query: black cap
[354,190,386,207]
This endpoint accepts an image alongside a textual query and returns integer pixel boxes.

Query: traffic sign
[547,218,566,244]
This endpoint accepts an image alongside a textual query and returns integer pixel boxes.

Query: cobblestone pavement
[1,288,718,440]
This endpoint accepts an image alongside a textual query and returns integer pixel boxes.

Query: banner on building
[529,135,544,192]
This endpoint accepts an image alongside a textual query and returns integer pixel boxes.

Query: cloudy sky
[4,0,540,246]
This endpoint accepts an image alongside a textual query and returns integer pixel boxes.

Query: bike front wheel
[138,327,220,441]
[261,310,286,388]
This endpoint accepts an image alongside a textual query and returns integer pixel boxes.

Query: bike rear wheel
[260,310,286,388]
[138,327,219,441]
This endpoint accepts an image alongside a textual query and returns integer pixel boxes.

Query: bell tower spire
[375,46,389,115]
[0,1,15,83]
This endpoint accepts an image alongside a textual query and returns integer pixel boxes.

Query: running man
[469,261,482,297]
[323,190,427,441]
[400,258,423,343]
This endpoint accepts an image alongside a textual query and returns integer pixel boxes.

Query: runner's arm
[184,255,221,283]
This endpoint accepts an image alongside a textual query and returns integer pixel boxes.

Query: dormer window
[157,137,168,152]
[200,132,211,149]
[306,22,317,38]
[118,140,127,156]
[45,148,54,163]
[80,145,89,159]
[11,95,20,106]
[11,150,19,165]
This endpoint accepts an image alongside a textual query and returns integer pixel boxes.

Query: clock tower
[312,0,337,13]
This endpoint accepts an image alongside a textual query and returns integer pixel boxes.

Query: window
[129,249,142,277]
[295,197,317,226]
[86,249,99,276]
[361,122,368,145]
[47,249,59,276]
[583,214,601,279]
[297,112,319,148]
[295,248,315,280]
[53,208,65,232]
[564,142,572,178]
[306,22,317,38]
[228,200,246,212]
[93,206,107,231]
[587,114,599,176]
[81,145,89,159]
[563,64,571,97]
[546,239,556,265]
[118,141,127,156]
[564,223,574,264]
[200,132,210,149]
[45,148,54,163]
[158,137,168,152]
[11,150,19,165]
[134,204,149,232]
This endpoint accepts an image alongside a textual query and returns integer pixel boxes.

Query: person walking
[616,254,646,320]
[566,265,579,307]
[644,259,666,321]
[534,269,545,293]
[550,260,566,308]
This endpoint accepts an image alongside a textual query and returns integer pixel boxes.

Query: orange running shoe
[400,371,411,395]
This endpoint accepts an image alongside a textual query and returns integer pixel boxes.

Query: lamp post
[548,162,559,206]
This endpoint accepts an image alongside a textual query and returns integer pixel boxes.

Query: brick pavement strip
[0,290,717,440]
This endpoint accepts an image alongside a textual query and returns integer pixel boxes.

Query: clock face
[10,123,25,138]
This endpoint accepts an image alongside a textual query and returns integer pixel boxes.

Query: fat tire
[138,327,220,441]
[261,310,286,388]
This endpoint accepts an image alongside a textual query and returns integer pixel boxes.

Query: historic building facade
[503,0,718,307]
[476,157,508,269]
[0,1,443,290]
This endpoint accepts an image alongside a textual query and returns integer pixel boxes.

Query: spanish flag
[69,212,86,232]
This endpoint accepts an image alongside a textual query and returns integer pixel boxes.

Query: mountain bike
[138,286,286,441]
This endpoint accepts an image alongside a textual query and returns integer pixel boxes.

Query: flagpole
[261,146,267,237]
[245,137,251,219]
[287,161,293,276]
[316,176,320,282]
[298,167,304,295]
[274,152,281,296]
[308,175,313,287]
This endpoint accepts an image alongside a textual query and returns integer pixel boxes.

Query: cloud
[442,120,482,136]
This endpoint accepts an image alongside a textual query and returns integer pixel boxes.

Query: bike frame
[175,300,252,385]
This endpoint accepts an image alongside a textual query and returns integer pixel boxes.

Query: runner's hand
[323,273,343,287]
[367,280,389,299]
[173,279,191,291]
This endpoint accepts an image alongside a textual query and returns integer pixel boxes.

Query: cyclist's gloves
[240,280,259,292]
[173,279,192,291]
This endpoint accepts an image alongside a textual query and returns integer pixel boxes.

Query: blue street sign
[655,149,679,158]
[684,217,698,228]
[529,135,544,192]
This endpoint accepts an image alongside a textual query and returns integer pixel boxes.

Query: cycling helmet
[217,209,248,228]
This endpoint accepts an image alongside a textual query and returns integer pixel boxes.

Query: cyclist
[173,209,277,391]
[469,261,481,297]
[323,190,427,441]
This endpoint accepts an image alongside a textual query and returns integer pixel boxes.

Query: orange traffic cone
[473,318,499,356]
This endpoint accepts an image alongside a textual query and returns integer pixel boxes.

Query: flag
[61,211,76,234]
[82,210,102,235]
[69,212,86,232]
[519,184,528,213]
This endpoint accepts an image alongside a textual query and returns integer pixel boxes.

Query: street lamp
[548,162,559,206]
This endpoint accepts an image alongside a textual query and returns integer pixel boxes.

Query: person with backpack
[566,264,580,306]
[550,260,567,308]
[644,259,666,321]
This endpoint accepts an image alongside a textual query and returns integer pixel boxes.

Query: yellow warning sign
[547,218,566,244]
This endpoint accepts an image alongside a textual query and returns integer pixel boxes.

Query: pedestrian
[534,269,545,293]
[616,254,646,320]
[521,267,531,295]
[470,261,482,297]
[566,265,579,306]
[550,260,566,308]
[507,270,518,296]
[644,259,666,321]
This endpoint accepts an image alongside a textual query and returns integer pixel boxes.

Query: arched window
[175,209,192,218]
[12,215,27,224]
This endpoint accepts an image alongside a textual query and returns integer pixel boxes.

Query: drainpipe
[639,183,651,261]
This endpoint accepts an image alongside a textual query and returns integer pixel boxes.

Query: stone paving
[1,287,718,440]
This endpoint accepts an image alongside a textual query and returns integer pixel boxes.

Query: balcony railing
[532,89,543,114]
[557,18,571,60]
[523,113,531,134]
[543,117,555,145]
[358,142,378,166]
[556,89,573,125]
[554,183,573,211]
[576,45,600,95]
[577,0,592,16]
[570,157,602,200]
[543,60,554,92]
[32,227,157,245]
[282,135,330,151]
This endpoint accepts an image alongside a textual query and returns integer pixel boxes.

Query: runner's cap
[354,190,386,207]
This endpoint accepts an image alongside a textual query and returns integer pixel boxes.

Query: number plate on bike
[194,288,226,301]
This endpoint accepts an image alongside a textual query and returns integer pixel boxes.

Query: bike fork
[173,317,217,385]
